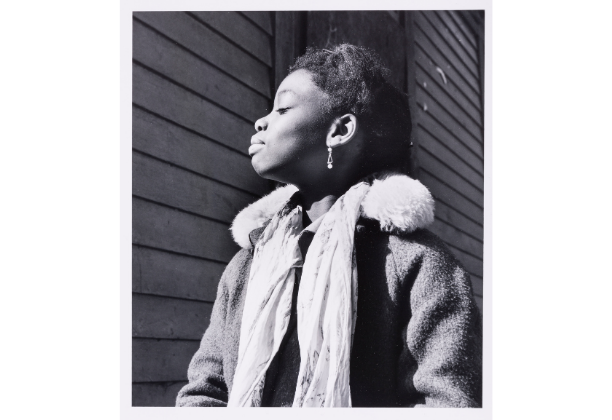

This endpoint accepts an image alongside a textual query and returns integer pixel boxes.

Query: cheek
[273,123,320,156]
[253,114,328,176]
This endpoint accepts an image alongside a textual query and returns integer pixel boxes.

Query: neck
[294,178,354,213]
[296,165,378,219]
[303,194,337,222]
[296,175,360,222]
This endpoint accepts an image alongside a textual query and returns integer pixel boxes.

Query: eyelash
[276,107,289,115]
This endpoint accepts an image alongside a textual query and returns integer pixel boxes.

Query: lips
[249,137,265,156]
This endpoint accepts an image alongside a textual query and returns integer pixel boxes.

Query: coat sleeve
[402,241,483,408]
[175,253,238,407]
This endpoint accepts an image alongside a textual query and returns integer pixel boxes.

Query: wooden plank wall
[131,10,485,407]
[305,11,407,92]
[410,10,485,312]
[131,11,274,406]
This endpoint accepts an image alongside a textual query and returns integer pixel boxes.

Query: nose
[254,115,267,132]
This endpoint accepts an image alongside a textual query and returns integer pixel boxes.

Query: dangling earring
[327,147,333,169]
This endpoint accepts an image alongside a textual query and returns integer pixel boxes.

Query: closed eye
[276,107,290,115]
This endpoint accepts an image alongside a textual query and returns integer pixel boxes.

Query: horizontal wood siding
[132,11,274,406]
[132,107,268,195]
[132,293,213,340]
[132,246,225,302]
[133,63,255,154]
[134,12,272,97]
[133,20,270,122]
[240,11,273,35]
[132,382,188,407]
[132,197,239,263]
[133,338,200,383]
[189,12,273,66]
[133,152,257,224]
[412,11,484,312]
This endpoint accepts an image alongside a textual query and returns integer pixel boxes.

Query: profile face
[250,69,332,184]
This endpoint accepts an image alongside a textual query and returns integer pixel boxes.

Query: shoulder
[388,228,464,273]
[358,223,470,291]
[217,246,254,305]
[221,222,269,289]
[391,229,475,306]
[356,216,461,267]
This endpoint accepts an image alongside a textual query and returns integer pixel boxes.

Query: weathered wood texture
[133,20,269,122]
[306,11,406,91]
[275,12,307,90]
[132,11,275,406]
[133,338,200,383]
[133,245,225,302]
[132,197,239,263]
[133,63,254,154]
[241,11,273,35]
[405,12,419,177]
[132,107,268,196]
[134,12,272,97]
[132,381,187,407]
[133,151,257,224]
[411,10,485,311]
[132,293,213,340]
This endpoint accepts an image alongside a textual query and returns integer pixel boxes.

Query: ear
[326,114,358,148]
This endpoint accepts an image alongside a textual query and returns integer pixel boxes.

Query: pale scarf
[227,181,371,407]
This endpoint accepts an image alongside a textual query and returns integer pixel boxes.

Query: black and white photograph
[7,0,612,419]
[130,8,487,409]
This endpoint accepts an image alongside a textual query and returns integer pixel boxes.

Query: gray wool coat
[175,174,482,408]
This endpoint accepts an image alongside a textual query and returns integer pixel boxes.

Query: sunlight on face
[250,70,333,185]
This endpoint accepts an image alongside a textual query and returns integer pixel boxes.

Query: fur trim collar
[230,173,435,249]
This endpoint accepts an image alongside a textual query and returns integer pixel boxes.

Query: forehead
[275,70,327,104]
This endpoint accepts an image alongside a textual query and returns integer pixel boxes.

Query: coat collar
[230,173,435,249]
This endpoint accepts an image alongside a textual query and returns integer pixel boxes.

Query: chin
[252,158,292,184]
[251,156,275,180]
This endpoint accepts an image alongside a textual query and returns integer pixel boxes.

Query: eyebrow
[276,89,297,99]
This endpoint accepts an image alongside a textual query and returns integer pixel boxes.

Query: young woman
[176,44,482,408]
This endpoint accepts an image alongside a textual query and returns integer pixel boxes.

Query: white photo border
[120,1,492,418]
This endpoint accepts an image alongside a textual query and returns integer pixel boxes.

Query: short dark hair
[289,44,412,171]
